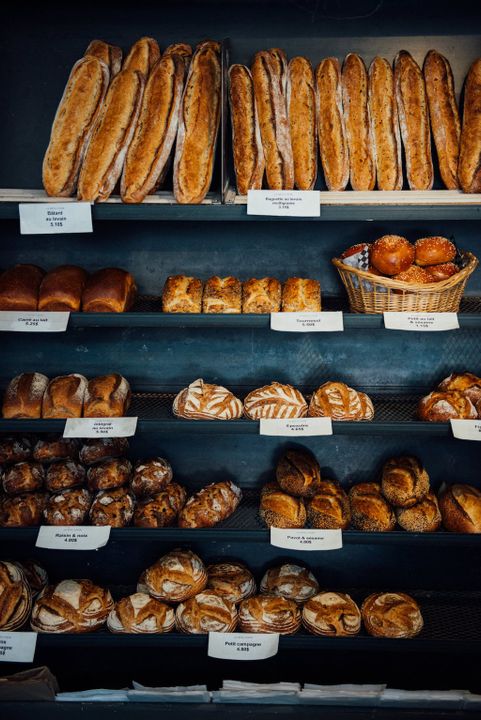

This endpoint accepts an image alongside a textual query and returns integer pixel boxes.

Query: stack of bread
[43,37,221,204]
[419,371,481,421]
[230,47,481,194]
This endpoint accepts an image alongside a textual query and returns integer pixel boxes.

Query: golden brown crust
[242,277,281,313]
[315,57,349,191]
[83,374,131,418]
[259,481,306,528]
[0,265,45,311]
[133,484,187,528]
[2,373,49,419]
[142,549,207,603]
[202,276,242,314]
[370,235,415,276]
[287,57,317,190]
[178,480,242,528]
[0,492,46,527]
[394,51,433,190]
[34,437,80,464]
[302,592,361,637]
[42,374,87,419]
[368,57,402,190]
[281,278,321,312]
[122,37,160,78]
[349,482,395,532]
[342,53,375,191]
[45,461,86,493]
[458,59,481,193]
[418,390,477,421]
[82,268,137,313]
[414,236,456,267]
[85,40,122,77]
[438,372,481,405]
[244,382,307,420]
[206,562,256,604]
[381,456,430,508]
[173,379,244,420]
[3,461,44,495]
[396,491,441,532]
[362,592,423,638]
[0,562,32,630]
[175,590,237,634]
[43,56,109,197]
[174,41,221,204]
[38,266,87,312]
[308,381,374,421]
[276,449,321,498]
[31,579,113,633]
[260,564,319,604]
[239,594,301,634]
[107,593,175,634]
[439,484,481,533]
[162,275,203,313]
[307,480,351,530]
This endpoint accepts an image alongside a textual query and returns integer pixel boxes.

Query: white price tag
[19,202,93,234]
[63,417,138,438]
[383,312,459,331]
[271,312,343,332]
[259,417,332,437]
[0,311,69,332]
[0,632,37,663]
[247,190,320,217]
[36,525,110,550]
[450,419,481,441]
[208,632,279,660]
[270,527,343,551]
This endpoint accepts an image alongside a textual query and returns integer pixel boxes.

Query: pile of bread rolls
[43,37,220,204]
[173,379,374,421]
[230,48,481,194]
[419,372,481,421]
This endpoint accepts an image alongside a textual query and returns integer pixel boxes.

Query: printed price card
[0,311,69,332]
[36,525,110,550]
[208,632,279,660]
[0,633,37,663]
[260,417,333,437]
[247,190,320,217]
[19,202,93,234]
[450,419,481,441]
[270,527,343,551]
[271,312,343,332]
[63,417,138,438]
[383,312,459,331]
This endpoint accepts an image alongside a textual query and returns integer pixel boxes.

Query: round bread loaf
[0,437,31,465]
[238,594,301,634]
[370,235,415,275]
[89,487,135,527]
[175,589,238,633]
[302,591,361,637]
[141,549,207,602]
[33,437,80,463]
[87,458,132,492]
[424,262,459,282]
[0,561,32,631]
[414,236,456,267]
[131,457,173,497]
[2,461,45,495]
[45,460,86,492]
[349,482,395,532]
[133,484,186,528]
[43,487,92,526]
[259,482,306,528]
[0,492,47,527]
[244,382,308,420]
[307,480,351,529]
[308,381,374,421]
[437,372,481,406]
[173,378,243,420]
[381,456,429,508]
[79,438,130,465]
[418,390,477,421]
[396,491,442,532]
[439,484,481,533]
[31,579,114,633]
[107,593,175,634]
[12,559,48,597]
[206,562,256,604]
[260,564,319,604]
[178,480,242,528]
[361,591,423,638]
[275,448,321,498]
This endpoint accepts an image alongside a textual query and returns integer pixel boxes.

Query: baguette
[423,50,460,190]
[121,49,190,203]
[77,69,144,202]
[85,40,122,77]
[173,40,221,204]
[43,56,109,197]
[458,58,481,193]
[315,57,349,191]
[228,64,264,195]
[287,57,317,190]
[123,37,160,78]
[342,53,375,191]
[368,57,402,190]
[394,51,433,190]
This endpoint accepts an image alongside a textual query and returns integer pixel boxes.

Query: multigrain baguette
[77,69,144,202]
[122,37,160,78]
[423,50,460,190]
[458,58,481,193]
[394,50,433,190]
[342,53,375,191]
[43,56,109,197]
[287,57,317,190]
[85,40,122,77]
[368,57,402,190]
[173,40,221,204]
[252,49,294,190]
[315,57,349,191]
[228,64,265,195]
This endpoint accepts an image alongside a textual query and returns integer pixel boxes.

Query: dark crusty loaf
[0,265,45,311]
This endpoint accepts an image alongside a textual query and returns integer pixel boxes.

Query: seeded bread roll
[260,564,319,604]
[368,57,402,191]
[42,374,87,419]
[287,57,317,190]
[162,276,203,313]
[315,57,349,191]
[381,456,430,508]
[370,235,415,276]
[82,268,137,313]
[2,373,49,419]
[259,481,306,528]
[202,277,242,314]
[85,39,122,77]
[131,458,173,498]
[0,265,45,311]
[86,458,132,492]
[362,591,423,638]
[0,437,31,465]
[414,237,456,267]
[276,448,322,498]
[122,37,160,79]
[307,480,351,530]
[178,480,242,528]
[242,277,281,313]
[83,374,131,417]
[302,591,361,637]
[349,482,395,532]
[396,491,442,532]
[0,492,46,527]
[3,461,45,495]
[206,562,256,605]
[133,484,187,528]
[43,488,92,526]
[439,484,481,533]
[33,437,80,464]
[38,266,87,312]
[342,53,375,191]
[458,58,481,193]
[45,461,86,493]
[79,438,129,466]
[281,278,321,312]
[89,487,135,527]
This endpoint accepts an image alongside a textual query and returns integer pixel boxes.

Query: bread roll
[260,564,319,604]
[244,382,308,420]
[78,69,144,202]
[0,264,45,311]
[174,41,221,204]
[85,40,122,77]
[242,277,281,313]
[43,487,92,526]
[0,562,32,631]
[12,559,48,598]
[206,562,256,605]
[309,381,374,421]
[42,374,87,419]
[141,549,207,603]
[173,378,243,420]
[275,448,321,498]
[394,51,433,190]
[0,436,31,465]
[162,276,203,313]
[259,481,306,528]
[45,461,86,493]
[175,590,238,634]
[437,372,481,405]
[131,457,173,498]
[393,266,431,284]
[425,263,459,281]
[370,235,415,275]
[2,373,48,419]
[0,492,46,527]
[123,37,160,78]
[396,491,441,532]
[38,266,87,312]
[79,438,129,466]
[87,458,132,492]
[414,236,456,267]
[349,482,395,532]
[458,59,481,193]
[83,374,131,417]
[31,579,113,633]
[362,592,423,638]
[133,484,186,528]
[239,594,301,634]
[439,484,481,533]
[302,592,361,637]
[107,593,175,634]
[43,56,109,197]
[418,390,477,421]
[178,480,241,528]
[228,64,265,195]
[34,437,80,463]
[368,57,402,190]
[3,461,44,495]
[381,456,430,508]
[202,276,242,314]
[315,57,349,191]
[287,57,317,190]
[281,278,321,312]
[342,53,375,191]
[82,268,137,313]
[89,487,135,527]
[307,480,351,530]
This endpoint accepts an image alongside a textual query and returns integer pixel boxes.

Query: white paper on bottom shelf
[380,688,465,708]
[56,689,129,702]
[129,681,210,703]
[222,681,300,691]
[300,683,385,706]
[213,680,300,705]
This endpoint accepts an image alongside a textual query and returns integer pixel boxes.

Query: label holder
[0,311,69,333]
[270,311,344,333]
[208,632,279,660]
[19,202,93,235]
[270,527,343,551]
[63,417,138,438]
[259,417,333,437]
[247,190,320,218]
[36,525,111,550]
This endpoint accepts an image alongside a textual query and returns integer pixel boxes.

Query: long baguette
[123,37,160,78]
[458,58,481,193]
[368,57,402,190]
[394,50,433,190]
[315,57,349,191]
[228,64,265,195]
[342,53,375,191]
[173,40,222,204]
[85,39,122,77]
[287,57,317,191]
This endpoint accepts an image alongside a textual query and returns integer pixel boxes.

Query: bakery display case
[2,0,481,717]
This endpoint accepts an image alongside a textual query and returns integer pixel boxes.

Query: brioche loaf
[2,373,49,419]
[38,266,87,312]
[83,374,131,417]
[42,374,88,419]
[82,268,137,313]
[0,265,45,311]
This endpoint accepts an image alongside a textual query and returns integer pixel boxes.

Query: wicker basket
[332,252,478,314]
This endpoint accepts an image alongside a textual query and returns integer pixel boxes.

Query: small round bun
[260,564,319,604]
[381,456,429,508]
[361,592,423,638]
[306,480,351,529]
[349,482,395,532]
[396,491,441,532]
[259,482,306,528]
[414,236,456,267]
[393,265,432,284]
[302,591,361,637]
[275,448,321,498]
[439,484,481,533]
[370,235,415,276]
[424,262,459,282]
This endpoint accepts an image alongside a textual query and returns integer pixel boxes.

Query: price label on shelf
[0,311,69,332]
[247,190,320,217]
[36,525,110,550]
[19,202,93,234]
[63,417,138,438]
[259,417,332,437]
[270,527,342,551]
[450,419,481,441]
[270,312,343,332]
[0,633,37,663]
[383,312,459,331]
[208,632,279,660]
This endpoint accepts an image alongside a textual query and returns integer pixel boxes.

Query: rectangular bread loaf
[281,278,321,312]
[42,374,88,419]
[287,57,317,191]
[202,276,242,314]
[242,278,281,313]
[2,373,49,419]
[83,374,131,417]
[82,268,137,313]
[38,266,87,312]
[162,276,203,313]
[0,265,45,311]
[368,57,403,191]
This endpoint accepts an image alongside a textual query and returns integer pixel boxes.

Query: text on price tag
[247,190,320,217]
[63,417,138,438]
[260,417,333,437]
[383,312,459,331]
[271,312,343,332]
[450,419,481,441]
[208,632,279,660]
[0,633,37,663]
[36,525,110,550]
[19,202,93,234]
[270,527,343,551]
[0,311,69,333]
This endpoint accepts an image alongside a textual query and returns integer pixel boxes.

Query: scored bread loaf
[141,548,207,602]
[82,268,137,313]
[242,277,281,313]
[368,57,402,191]
[307,480,351,530]
[175,590,238,633]
[0,265,45,311]
[162,276,203,313]
[85,40,122,77]
[287,57,317,190]
[458,59,481,193]
[42,374,88,419]
[43,56,109,197]
[89,488,135,527]
[173,378,243,420]
[122,37,160,78]
[12,560,48,598]
[439,484,481,533]
[0,436,31,464]
[83,374,131,417]
[418,390,477,421]
[396,491,442,532]
[206,562,256,605]
[202,276,242,314]
[133,483,187,528]
[0,492,46,527]
[437,372,481,405]
[2,373,49,419]
[2,461,45,495]
[259,482,306,528]
[275,448,321,498]
[361,591,423,638]
[302,591,361,637]
[43,488,92,526]
[341,53,375,191]
[281,278,321,312]
[315,57,349,191]
[244,382,308,420]
[381,456,430,508]
[260,564,319,604]
[38,266,87,312]
[349,482,395,532]
[130,457,173,498]
[309,381,374,421]
[107,593,175,634]
[31,579,113,633]
[178,480,242,528]
[0,561,32,631]
[79,438,129,466]
[34,437,80,464]
[239,594,301,634]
